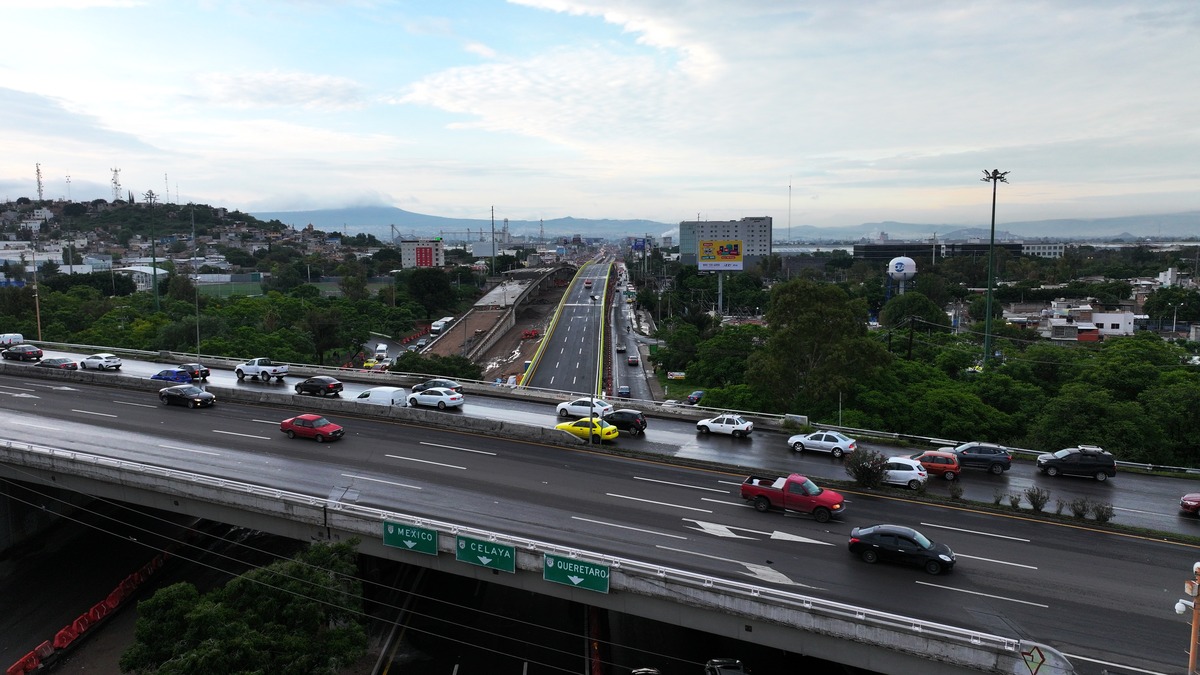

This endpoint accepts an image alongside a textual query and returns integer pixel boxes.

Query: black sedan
[294,375,344,397]
[178,363,211,380]
[2,344,43,361]
[35,357,77,370]
[847,524,955,575]
[411,378,463,394]
[159,384,216,408]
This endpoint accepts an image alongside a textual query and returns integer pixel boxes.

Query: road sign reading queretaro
[455,535,516,572]
[543,554,610,593]
[382,521,438,556]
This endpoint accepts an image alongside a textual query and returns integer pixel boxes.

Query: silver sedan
[787,431,857,458]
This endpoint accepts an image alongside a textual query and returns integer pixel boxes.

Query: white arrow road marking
[658,545,823,590]
[683,519,833,545]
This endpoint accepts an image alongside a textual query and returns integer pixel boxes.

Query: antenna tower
[539,219,544,243]
[111,168,122,201]
[65,174,71,201]
[164,174,169,203]
[36,163,44,201]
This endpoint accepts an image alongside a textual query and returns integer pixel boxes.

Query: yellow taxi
[555,418,620,443]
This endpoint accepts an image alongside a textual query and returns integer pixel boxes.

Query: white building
[1021,242,1066,259]
[1090,311,1135,336]
[399,239,445,268]
[678,216,773,271]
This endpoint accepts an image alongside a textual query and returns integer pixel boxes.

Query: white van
[356,386,407,407]
[0,333,23,347]
[373,343,388,359]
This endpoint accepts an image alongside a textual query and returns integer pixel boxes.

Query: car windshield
[797,479,821,496]
[178,386,203,395]
[596,420,614,429]
[911,530,934,549]
[1053,449,1075,459]
[310,417,332,427]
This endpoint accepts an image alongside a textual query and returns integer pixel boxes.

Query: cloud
[0,87,159,153]
[192,71,369,110]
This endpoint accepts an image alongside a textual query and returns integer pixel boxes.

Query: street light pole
[980,169,1009,366]
[1170,302,1181,334]
[1177,562,1200,673]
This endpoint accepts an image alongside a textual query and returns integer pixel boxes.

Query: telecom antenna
[36,163,44,201]
[539,218,544,243]
[111,168,122,201]
[65,174,71,201]
[164,173,169,202]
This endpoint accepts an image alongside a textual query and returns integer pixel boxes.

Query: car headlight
[939,554,952,562]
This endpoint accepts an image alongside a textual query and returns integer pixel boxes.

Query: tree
[407,268,453,320]
[878,291,950,330]
[684,324,767,388]
[120,540,367,674]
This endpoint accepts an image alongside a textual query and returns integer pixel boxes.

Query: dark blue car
[151,368,193,384]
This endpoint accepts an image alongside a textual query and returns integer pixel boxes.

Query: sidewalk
[631,309,666,401]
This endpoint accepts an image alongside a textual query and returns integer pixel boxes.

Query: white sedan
[556,398,614,418]
[80,353,122,370]
[787,431,857,458]
[883,457,928,490]
[696,414,754,438]
[407,387,464,410]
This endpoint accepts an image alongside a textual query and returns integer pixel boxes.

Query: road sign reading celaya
[543,554,610,593]
[382,521,438,556]
[455,535,516,573]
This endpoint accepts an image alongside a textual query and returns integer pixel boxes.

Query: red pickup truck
[740,473,846,523]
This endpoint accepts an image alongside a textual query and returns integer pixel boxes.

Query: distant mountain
[249,206,1200,243]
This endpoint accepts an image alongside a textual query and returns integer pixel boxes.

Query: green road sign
[382,521,439,556]
[543,554,610,593]
[455,535,516,573]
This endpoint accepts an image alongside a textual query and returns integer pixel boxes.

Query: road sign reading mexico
[455,535,516,573]
[543,554,610,593]
[382,521,439,556]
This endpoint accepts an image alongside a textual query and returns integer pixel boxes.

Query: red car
[909,450,961,480]
[1181,494,1200,515]
[280,414,344,443]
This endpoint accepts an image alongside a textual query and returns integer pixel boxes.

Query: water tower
[886,256,917,299]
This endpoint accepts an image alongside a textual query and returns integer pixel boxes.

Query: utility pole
[980,169,1009,366]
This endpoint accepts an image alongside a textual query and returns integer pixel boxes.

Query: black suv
[1036,445,1116,481]
[943,441,1012,474]
[603,409,647,436]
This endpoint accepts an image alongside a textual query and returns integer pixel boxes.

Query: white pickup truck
[235,357,289,382]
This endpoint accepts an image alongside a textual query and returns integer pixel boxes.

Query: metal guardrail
[0,438,1068,672]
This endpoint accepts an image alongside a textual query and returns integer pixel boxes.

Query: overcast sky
[2,0,1198,228]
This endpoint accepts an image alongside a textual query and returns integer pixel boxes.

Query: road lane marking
[116,401,158,409]
[0,384,36,391]
[420,441,495,456]
[682,519,834,545]
[159,444,219,456]
[341,473,422,490]
[213,430,271,440]
[572,516,688,540]
[701,497,754,508]
[11,420,60,430]
[914,581,1048,607]
[1113,506,1167,516]
[919,522,1030,542]
[1060,652,1167,674]
[607,493,712,512]
[657,545,821,588]
[954,553,1037,569]
[635,476,728,492]
[384,454,466,470]
[253,419,281,425]
[71,409,117,418]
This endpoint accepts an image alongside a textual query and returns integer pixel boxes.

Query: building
[1022,242,1066,259]
[399,239,446,269]
[678,217,772,271]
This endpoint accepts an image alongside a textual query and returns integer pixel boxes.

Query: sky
[2,0,1199,230]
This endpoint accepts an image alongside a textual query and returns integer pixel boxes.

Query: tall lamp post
[980,169,1009,366]
[1175,561,1200,674]
[1169,301,1182,334]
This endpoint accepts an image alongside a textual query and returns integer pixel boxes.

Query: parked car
[2,344,42,361]
[355,386,407,407]
[696,414,753,438]
[411,378,463,394]
[883,457,928,489]
[556,397,614,418]
[1181,493,1200,515]
[151,368,193,384]
[159,384,216,408]
[280,413,344,442]
[408,387,464,410]
[627,354,640,366]
[36,357,77,370]
[603,409,647,436]
[616,385,631,398]
[941,441,1012,474]
[294,375,344,397]
[787,431,856,458]
[848,524,955,575]
[80,353,122,370]
[555,418,619,443]
[909,450,961,480]
[686,390,705,405]
[178,363,211,380]
[1036,445,1116,481]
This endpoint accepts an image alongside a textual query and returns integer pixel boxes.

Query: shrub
[844,449,888,488]
[1055,499,1065,516]
[1090,502,1115,523]
[1007,493,1022,510]
[1069,497,1090,518]
[948,483,964,500]
[993,489,1006,505]
[1024,486,1051,513]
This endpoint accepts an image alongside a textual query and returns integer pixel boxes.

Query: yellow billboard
[698,239,744,271]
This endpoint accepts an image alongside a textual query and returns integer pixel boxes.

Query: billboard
[698,239,744,271]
